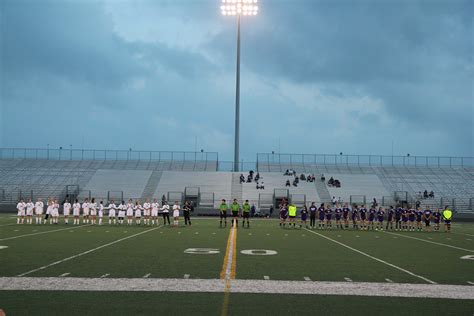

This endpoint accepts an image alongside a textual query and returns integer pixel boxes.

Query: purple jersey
[368,209,376,221]
[388,209,394,221]
[335,208,342,220]
[360,208,367,220]
[318,207,325,220]
[343,207,350,219]
[377,210,385,221]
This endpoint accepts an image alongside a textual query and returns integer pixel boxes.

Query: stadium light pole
[221,0,259,172]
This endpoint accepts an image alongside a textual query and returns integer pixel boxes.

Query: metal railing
[218,161,257,172]
[0,148,219,163]
[257,153,474,168]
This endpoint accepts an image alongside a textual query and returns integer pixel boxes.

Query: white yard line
[263,276,270,280]
[0,277,473,300]
[59,273,70,277]
[303,277,311,281]
[385,278,394,283]
[143,273,151,278]
[304,228,436,284]
[384,232,474,253]
[17,226,161,277]
[100,274,110,278]
[0,225,92,241]
[344,277,353,282]
[467,281,474,286]
[184,274,190,279]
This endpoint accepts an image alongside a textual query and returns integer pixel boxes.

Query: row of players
[15,198,192,227]
[277,202,453,232]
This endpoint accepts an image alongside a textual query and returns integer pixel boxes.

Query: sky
[1,0,473,162]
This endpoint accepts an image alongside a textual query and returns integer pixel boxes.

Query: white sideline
[0,277,473,300]
[304,228,436,284]
[17,226,161,277]
[384,232,474,253]
[0,224,92,241]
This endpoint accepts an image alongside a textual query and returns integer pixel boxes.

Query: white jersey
[34,201,44,215]
[126,203,134,217]
[52,203,60,217]
[98,204,104,217]
[26,202,35,216]
[118,204,125,218]
[173,204,180,217]
[82,202,90,215]
[108,204,116,217]
[17,202,26,216]
[63,202,71,216]
[134,205,142,217]
[143,202,151,216]
[161,204,170,214]
[89,202,97,216]
[46,203,52,215]
[151,202,159,217]
[73,203,81,216]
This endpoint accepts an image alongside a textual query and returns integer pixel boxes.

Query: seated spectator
[423,190,428,198]
[416,200,421,208]
[255,172,260,182]
[256,181,265,190]
[285,180,291,187]
[334,179,341,188]
[247,175,252,183]
[284,169,290,176]
[249,170,254,178]
[321,174,325,181]
[372,198,378,208]
[332,196,337,206]
[328,177,335,186]
[429,191,434,198]
[294,176,299,184]
[300,174,306,181]
[239,174,245,184]
[292,179,298,187]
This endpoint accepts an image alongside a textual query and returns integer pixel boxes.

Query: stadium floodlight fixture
[220,0,259,172]
[220,0,259,16]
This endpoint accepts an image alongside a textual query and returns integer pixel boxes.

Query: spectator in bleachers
[256,181,265,190]
[300,174,306,181]
[423,190,428,198]
[429,191,434,198]
[321,174,325,181]
[284,169,290,176]
[285,179,291,187]
[335,179,341,187]
[255,172,260,182]
[247,174,252,183]
[372,198,378,208]
[332,196,337,206]
[240,174,245,184]
[292,178,298,187]
[416,200,421,208]
[328,177,335,186]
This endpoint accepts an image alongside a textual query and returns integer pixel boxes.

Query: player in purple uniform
[395,207,402,231]
[416,208,423,231]
[351,205,359,229]
[359,205,367,230]
[325,204,333,229]
[401,207,408,231]
[342,203,350,229]
[334,204,343,229]
[300,205,308,229]
[433,208,441,231]
[408,207,416,231]
[376,207,385,230]
[309,202,317,229]
[318,204,325,229]
[368,207,376,230]
[423,207,432,232]
[386,206,394,230]
[279,203,288,228]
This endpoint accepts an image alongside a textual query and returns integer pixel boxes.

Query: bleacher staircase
[314,179,331,203]
[141,171,163,200]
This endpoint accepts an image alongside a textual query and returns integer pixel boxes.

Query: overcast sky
[1,0,472,162]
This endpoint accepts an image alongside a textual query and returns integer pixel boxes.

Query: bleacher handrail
[257,153,474,168]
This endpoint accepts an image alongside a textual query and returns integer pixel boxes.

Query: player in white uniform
[45,199,53,224]
[172,201,180,227]
[26,199,35,224]
[151,199,159,225]
[134,201,142,225]
[98,201,104,225]
[16,199,26,224]
[118,200,126,225]
[51,199,60,224]
[89,198,97,225]
[126,199,134,225]
[107,200,117,225]
[63,199,71,224]
[34,199,44,224]
[143,199,151,225]
[161,201,170,226]
[73,199,81,225]
[82,198,90,224]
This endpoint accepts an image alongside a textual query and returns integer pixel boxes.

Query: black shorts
[220,211,227,219]
[243,212,249,218]
[289,215,296,219]
[444,220,451,224]
[424,220,430,226]
[232,212,239,218]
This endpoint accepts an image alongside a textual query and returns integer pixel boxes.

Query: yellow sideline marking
[220,219,238,316]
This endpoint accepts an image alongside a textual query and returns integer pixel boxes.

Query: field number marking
[184,248,220,255]
[460,255,474,260]
[240,249,278,256]
[0,246,8,250]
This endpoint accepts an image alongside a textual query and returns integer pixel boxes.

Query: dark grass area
[0,291,473,316]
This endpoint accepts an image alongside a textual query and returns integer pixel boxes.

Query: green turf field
[1,214,473,315]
